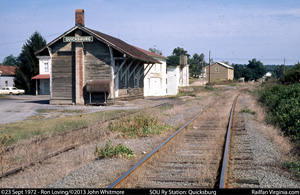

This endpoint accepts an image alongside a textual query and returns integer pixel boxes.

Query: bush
[259,84,300,143]
[283,159,300,177]
[94,140,135,159]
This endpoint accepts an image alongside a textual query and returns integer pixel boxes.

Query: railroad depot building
[35,9,160,105]
[205,62,234,82]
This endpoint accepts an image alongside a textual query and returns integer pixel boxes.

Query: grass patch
[204,85,214,90]
[108,114,172,138]
[240,108,256,115]
[35,109,85,114]
[13,154,25,164]
[35,109,58,114]
[94,140,135,159]
[26,115,46,121]
[173,92,196,98]
[283,159,300,177]
[159,103,174,111]
[0,109,135,146]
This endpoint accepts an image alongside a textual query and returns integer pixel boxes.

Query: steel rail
[219,94,239,188]
[108,96,226,188]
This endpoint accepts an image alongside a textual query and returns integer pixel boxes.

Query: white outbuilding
[166,55,189,95]
[134,47,168,97]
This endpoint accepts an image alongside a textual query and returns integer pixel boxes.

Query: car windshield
[12,87,17,90]
[1,87,5,90]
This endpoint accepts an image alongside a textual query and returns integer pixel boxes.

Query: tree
[14,31,46,94]
[2,55,19,66]
[274,65,285,82]
[189,53,206,77]
[247,58,266,81]
[280,62,300,84]
[149,48,162,55]
[166,47,190,65]
[233,64,243,80]
[172,47,189,57]
[166,55,180,65]
[233,64,254,81]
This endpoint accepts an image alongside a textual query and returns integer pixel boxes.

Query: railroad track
[225,95,260,188]
[109,92,241,188]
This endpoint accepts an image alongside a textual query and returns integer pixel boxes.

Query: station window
[215,67,219,72]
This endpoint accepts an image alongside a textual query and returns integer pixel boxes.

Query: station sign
[63,36,93,42]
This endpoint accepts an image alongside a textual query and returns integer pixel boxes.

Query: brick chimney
[75,9,85,26]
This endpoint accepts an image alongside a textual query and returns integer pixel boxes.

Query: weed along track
[0,101,171,180]
[109,92,240,188]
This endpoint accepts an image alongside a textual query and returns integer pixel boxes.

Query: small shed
[205,62,234,82]
[166,55,189,95]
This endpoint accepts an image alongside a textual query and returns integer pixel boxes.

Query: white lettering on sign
[63,36,93,42]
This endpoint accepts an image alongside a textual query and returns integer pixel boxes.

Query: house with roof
[205,62,234,82]
[0,65,16,88]
[32,56,51,95]
[35,9,160,105]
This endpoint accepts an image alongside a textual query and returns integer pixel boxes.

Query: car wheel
[9,92,13,96]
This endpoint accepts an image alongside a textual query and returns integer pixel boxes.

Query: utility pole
[283,58,286,74]
[201,60,204,78]
[209,50,211,83]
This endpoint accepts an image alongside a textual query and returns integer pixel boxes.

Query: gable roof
[0,65,16,76]
[207,62,234,70]
[35,26,160,64]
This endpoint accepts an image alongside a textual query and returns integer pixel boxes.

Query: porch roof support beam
[128,61,141,78]
[136,64,144,78]
[114,59,128,76]
[144,63,155,78]
[121,60,135,79]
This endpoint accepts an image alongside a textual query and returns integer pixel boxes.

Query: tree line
[161,47,269,82]
[232,59,266,82]
[1,32,46,94]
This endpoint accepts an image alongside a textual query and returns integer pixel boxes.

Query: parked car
[0,86,25,95]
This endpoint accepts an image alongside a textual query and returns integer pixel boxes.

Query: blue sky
[0,0,299,65]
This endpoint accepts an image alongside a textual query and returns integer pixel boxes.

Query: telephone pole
[209,50,211,83]
[283,58,286,74]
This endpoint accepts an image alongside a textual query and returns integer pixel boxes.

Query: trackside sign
[63,36,93,42]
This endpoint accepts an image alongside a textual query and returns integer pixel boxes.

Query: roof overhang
[32,74,50,80]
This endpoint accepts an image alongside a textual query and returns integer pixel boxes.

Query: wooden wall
[51,40,75,104]
[49,29,146,104]
[83,40,111,104]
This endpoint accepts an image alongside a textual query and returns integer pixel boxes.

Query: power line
[0,32,64,46]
